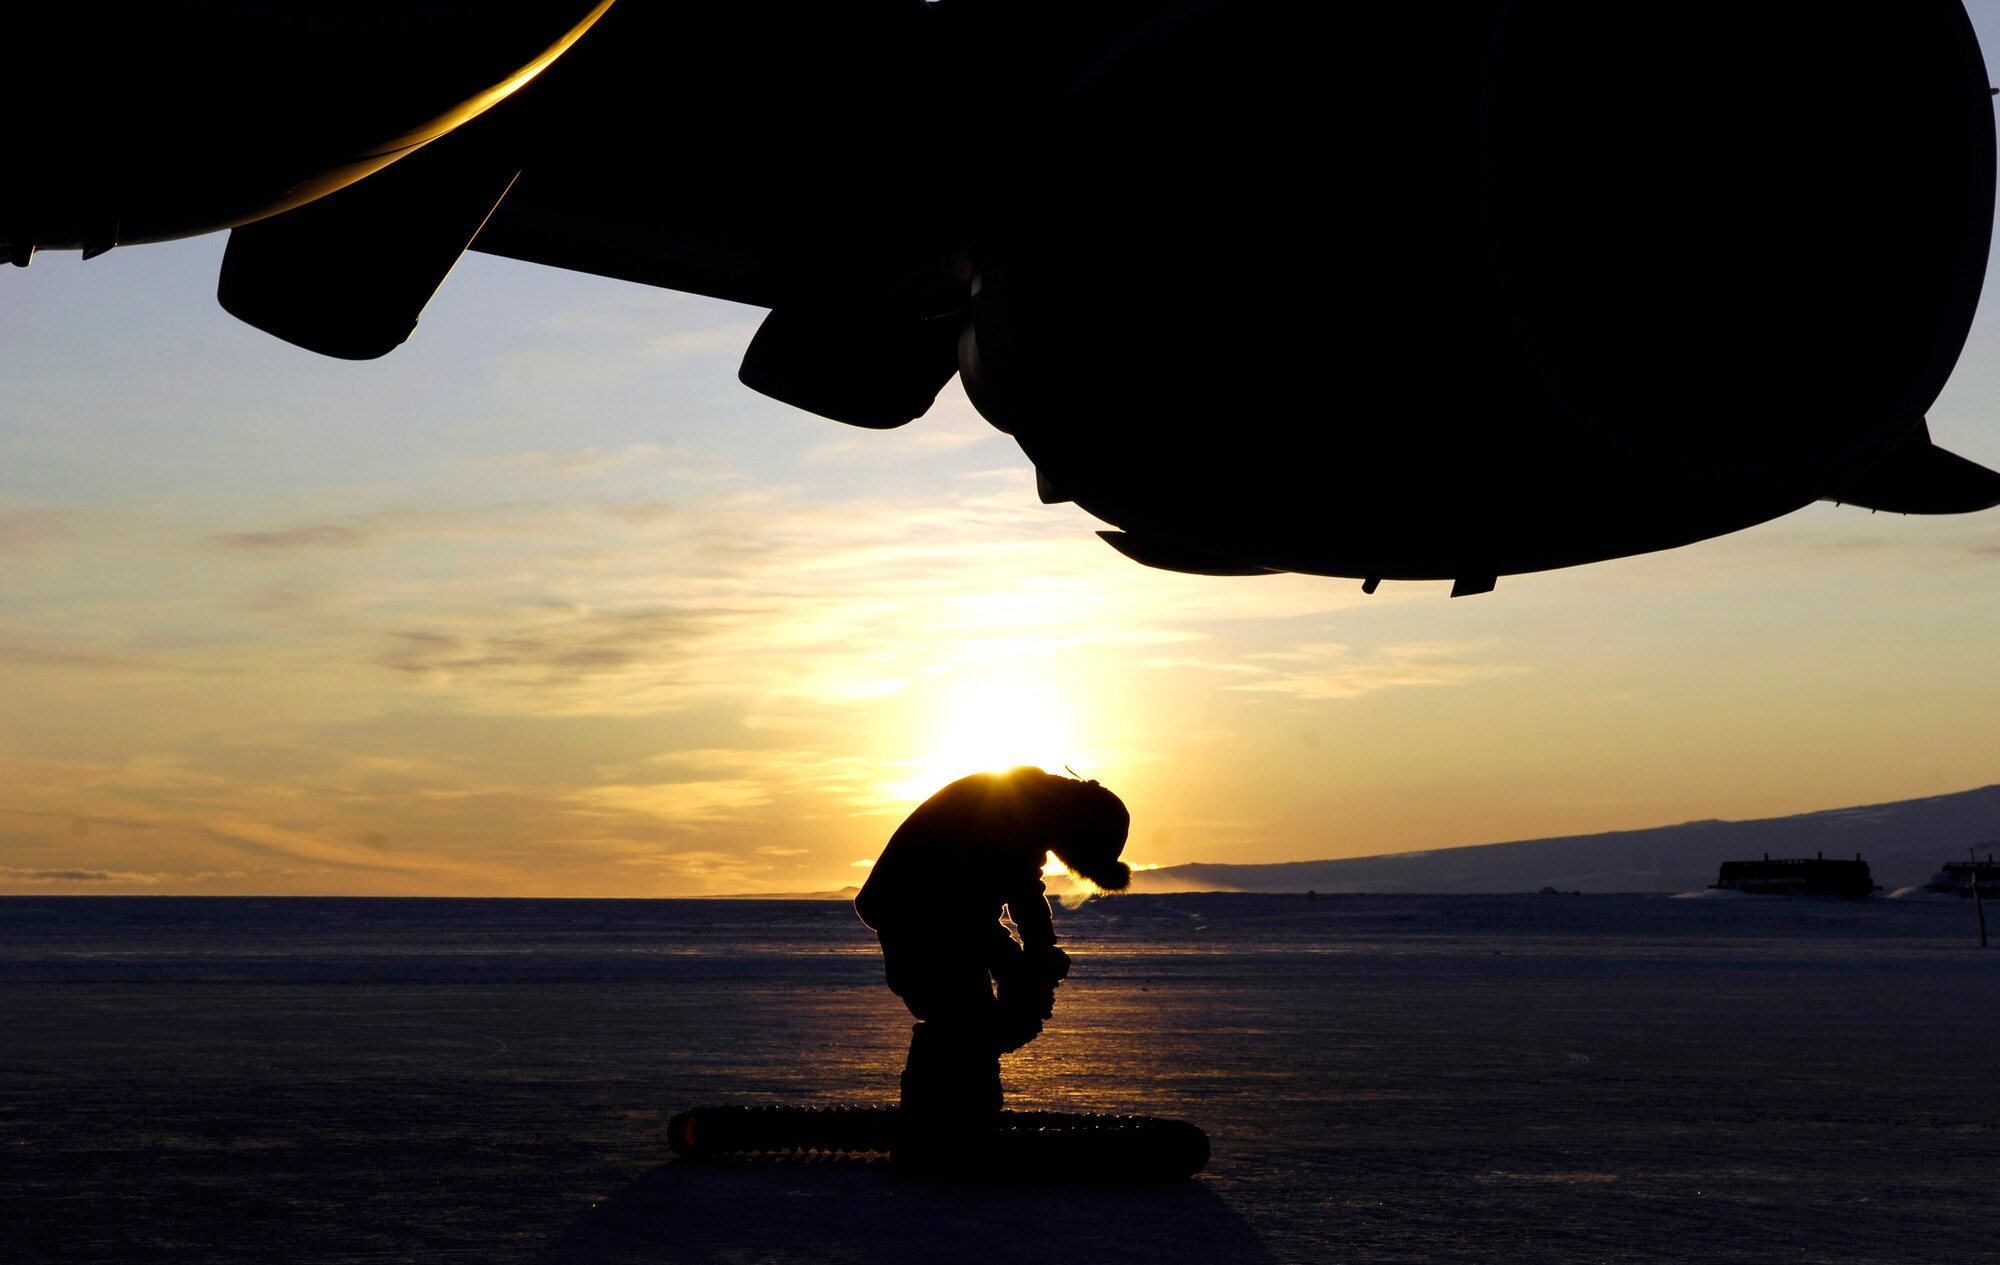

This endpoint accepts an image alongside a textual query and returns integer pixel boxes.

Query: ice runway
[2,894,1994,1263]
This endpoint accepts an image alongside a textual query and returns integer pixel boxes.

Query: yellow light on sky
[888,672,1086,804]
[8,196,2000,898]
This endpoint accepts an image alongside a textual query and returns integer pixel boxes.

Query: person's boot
[895,1022,1000,1169]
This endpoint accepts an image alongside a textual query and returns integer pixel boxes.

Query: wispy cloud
[636,748,903,814]
[0,867,137,883]
[0,641,190,673]
[468,443,741,487]
[611,848,775,889]
[213,524,366,550]
[797,425,990,466]
[570,780,775,824]
[1227,639,1528,700]
[0,754,522,891]
[0,507,70,552]
[0,865,299,889]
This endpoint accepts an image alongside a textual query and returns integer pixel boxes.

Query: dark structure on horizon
[10,2,2000,590]
[1925,853,2000,897]
[1710,853,1882,899]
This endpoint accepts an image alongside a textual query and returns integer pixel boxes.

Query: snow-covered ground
[3,894,1994,1264]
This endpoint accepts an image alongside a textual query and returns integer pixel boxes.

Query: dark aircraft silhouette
[10,2,2000,593]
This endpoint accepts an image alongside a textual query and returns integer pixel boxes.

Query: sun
[889,673,1085,803]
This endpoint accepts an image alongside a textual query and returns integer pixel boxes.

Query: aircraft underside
[9,1,2000,592]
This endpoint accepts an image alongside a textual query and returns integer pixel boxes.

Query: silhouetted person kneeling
[856,767,1130,1148]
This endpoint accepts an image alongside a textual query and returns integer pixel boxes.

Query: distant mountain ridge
[1124,784,2000,895]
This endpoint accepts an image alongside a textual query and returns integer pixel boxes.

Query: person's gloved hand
[1032,945,1071,984]
[993,946,1070,1053]
[993,1010,1044,1054]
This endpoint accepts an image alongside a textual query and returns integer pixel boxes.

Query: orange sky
[8,173,2000,895]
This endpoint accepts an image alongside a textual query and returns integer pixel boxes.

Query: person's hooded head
[1038,772,1132,892]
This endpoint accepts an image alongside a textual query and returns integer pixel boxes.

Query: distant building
[1710,852,1880,898]
[1923,853,1999,899]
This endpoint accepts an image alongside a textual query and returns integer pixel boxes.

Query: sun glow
[889,673,1087,803]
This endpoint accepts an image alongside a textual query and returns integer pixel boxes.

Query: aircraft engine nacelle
[1,1,610,261]
[958,0,1999,585]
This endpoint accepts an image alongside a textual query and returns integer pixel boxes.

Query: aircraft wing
[471,189,783,312]
[15,1,2000,591]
